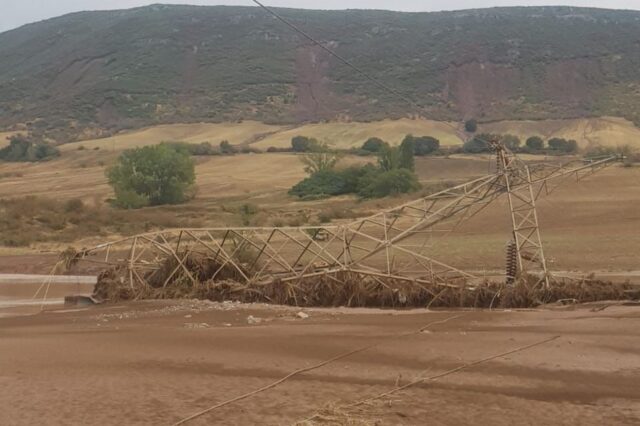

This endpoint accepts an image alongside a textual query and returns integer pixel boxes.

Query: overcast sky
[2,1,639,33]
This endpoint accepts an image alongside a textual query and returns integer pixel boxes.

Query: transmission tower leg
[504,166,550,288]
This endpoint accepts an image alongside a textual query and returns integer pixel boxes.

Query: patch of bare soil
[1,302,639,425]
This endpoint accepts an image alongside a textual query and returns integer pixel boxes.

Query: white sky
[2,1,639,33]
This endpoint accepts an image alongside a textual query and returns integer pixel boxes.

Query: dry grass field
[483,116,640,149]
[0,135,638,274]
[54,116,640,153]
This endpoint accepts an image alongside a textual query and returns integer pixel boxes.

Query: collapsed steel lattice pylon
[69,149,620,293]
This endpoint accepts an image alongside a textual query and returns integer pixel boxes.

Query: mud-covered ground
[1,301,639,425]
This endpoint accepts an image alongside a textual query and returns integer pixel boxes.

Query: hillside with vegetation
[2,5,640,141]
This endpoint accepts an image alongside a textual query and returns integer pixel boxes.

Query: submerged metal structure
[68,145,620,294]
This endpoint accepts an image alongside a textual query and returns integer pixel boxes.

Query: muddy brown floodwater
[1,301,639,425]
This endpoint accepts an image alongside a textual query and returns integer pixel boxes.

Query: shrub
[464,119,478,133]
[0,134,60,162]
[463,133,495,153]
[266,146,292,153]
[291,136,320,152]
[407,135,440,155]
[161,141,218,156]
[190,141,216,155]
[501,134,521,150]
[219,140,236,154]
[358,168,421,198]
[107,144,195,208]
[361,137,388,153]
[526,136,544,151]
[548,138,578,153]
[64,198,85,213]
[290,169,353,199]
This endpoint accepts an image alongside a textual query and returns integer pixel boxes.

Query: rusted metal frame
[127,237,137,290]
[131,268,150,299]
[158,234,198,287]
[296,228,344,269]
[247,228,277,271]
[382,213,391,275]
[348,216,399,257]
[205,235,252,283]
[223,229,291,279]
[175,230,184,253]
[138,235,175,258]
[357,178,501,265]
[202,230,253,283]
[130,238,154,266]
[277,228,341,269]
[362,215,406,235]
[252,230,299,274]
[291,237,315,270]
[525,166,550,288]
[371,174,498,218]
[159,248,192,289]
[251,234,296,281]
[291,231,342,284]
[335,219,367,263]
[209,230,230,263]
[389,243,478,279]
[408,190,502,255]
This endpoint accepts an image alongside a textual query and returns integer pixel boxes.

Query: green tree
[548,138,578,153]
[463,133,495,153]
[406,135,440,155]
[219,140,235,154]
[358,169,421,198]
[525,136,544,151]
[464,119,478,133]
[107,144,196,208]
[399,137,415,170]
[291,136,319,152]
[501,134,521,150]
[377,145,402,171]
[300,143,341,174]
[361,137,388,153]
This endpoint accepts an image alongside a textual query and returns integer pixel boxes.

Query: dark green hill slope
[2,5,640,140]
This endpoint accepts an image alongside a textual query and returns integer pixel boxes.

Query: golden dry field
[55,116,640,153]
[1,131,638,274]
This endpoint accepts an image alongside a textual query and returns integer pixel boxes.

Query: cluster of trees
[160,140,259,156]
[362,135,440,156]
[289,138,420,200]
[0,134,60,162]
[462,133,579,154]
[103,130,585,210]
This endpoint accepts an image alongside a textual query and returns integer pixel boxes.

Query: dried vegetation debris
[91,253,639,309]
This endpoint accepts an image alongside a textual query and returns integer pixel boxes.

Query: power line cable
[251,1,508,155]
[251,0,424,112]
